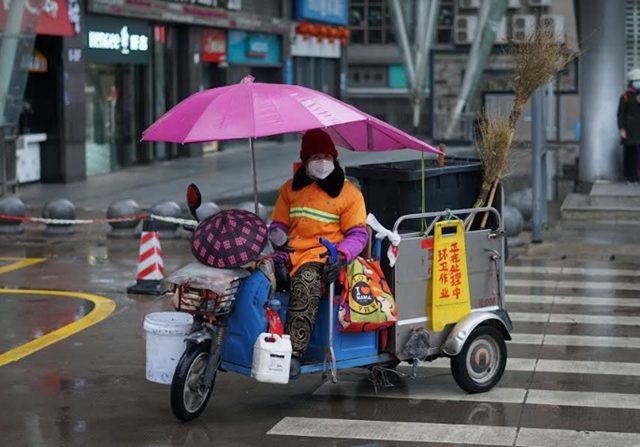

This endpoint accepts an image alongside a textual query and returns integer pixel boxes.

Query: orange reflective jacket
[271,179,366,275]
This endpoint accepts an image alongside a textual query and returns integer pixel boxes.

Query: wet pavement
[0,123,621,445]
[1,216,640,446]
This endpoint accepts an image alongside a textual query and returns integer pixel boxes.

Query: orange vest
[271,179,366,274]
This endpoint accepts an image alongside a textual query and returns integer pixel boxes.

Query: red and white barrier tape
[0,213,198,226]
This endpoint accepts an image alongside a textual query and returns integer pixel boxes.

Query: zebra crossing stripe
[268,417,640,446]
[507,278,640,291]
[510,311,640,326]
[517,427,640,447]
[510,333,640,348]
[314,381,640,410]
[527,389,640,410]
[422,357,640,376]
[506,294,640,308]
[506,265,640,277]
[268,416,518,445]
[313,380,526,403]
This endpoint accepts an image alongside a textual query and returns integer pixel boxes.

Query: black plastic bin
[346,156,500,232]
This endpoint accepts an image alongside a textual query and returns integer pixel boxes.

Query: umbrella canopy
[142,77,439,154]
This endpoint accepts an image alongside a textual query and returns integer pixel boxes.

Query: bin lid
[345,157,482,182]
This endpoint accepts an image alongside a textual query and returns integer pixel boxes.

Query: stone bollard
[238,201,269,221]
[42,198,76,235]
[503,205,525,248]
[107,199,143,239]
[150,200,181,239]
[0,197,26,234]
[509,188,533,222]
[195,201,221,221]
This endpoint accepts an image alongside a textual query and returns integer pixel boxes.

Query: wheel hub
[466,336,499,384]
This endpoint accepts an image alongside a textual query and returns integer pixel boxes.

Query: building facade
[14,0,355,184]
[345,0,581,144]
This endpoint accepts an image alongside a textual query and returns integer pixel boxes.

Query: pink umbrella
[142,76,440,210]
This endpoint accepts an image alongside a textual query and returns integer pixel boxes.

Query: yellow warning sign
[430,219,471,332]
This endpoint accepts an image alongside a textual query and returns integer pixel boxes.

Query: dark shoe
[289,355,301,379]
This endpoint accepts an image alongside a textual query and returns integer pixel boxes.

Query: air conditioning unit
[541,14,565,43]
[495,17,508,44]
[507,0,521,8]
[511,14,535,43]
[454,15,478,45]
[458,0,480,9]
[528,0,552,6]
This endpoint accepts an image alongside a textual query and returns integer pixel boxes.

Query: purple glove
[272,250,291,266]
[337,225,368,262]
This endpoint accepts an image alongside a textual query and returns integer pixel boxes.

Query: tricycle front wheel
[171,342,216,421]
[450,325,507,393]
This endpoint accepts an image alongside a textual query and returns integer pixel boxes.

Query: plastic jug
[251,332,292,384]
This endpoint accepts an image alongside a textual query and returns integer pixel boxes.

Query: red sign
[37,0,74,37]
[201,29,226,63]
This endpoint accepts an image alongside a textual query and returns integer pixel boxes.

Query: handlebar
[319,237,338,264]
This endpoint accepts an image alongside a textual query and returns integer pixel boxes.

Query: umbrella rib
[329,126,357,151]
[368,118,428,151]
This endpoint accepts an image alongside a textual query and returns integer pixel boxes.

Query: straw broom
[472,110,512,226]
[466,26,579,230]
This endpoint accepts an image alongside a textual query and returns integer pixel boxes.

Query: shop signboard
[227,30,280,66]
[295,0,348,26]
[202,29,226,63]
[37,0,75,36]
[85,15,151,64]
[290,34,340,59]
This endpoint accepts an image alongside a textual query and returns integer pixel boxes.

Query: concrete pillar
[578,0,626,189]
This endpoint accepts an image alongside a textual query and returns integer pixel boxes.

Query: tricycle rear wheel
[171,342,216,421]
[450,325,507,393]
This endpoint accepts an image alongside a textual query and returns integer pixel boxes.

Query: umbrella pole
[249,138,259,215]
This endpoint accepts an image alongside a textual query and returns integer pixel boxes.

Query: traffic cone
[127,219,168,295]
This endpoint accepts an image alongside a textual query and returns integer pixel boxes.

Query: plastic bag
[337,257,398,332]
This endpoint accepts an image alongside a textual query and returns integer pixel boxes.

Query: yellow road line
[0,257,46,275]
[0,289,116,367]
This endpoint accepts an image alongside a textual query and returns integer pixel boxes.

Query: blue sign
[227,30,281,65]
[295,0,349,26]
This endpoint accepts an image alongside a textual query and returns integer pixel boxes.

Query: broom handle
[480,179,499,228]
[479,128,515,229]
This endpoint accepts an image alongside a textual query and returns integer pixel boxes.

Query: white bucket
[143,312,193,384]
[251,332,292,384]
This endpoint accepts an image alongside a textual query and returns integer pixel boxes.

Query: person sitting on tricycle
[269,128,368,377]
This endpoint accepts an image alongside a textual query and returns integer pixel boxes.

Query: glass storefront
[85,63,148,175]
[84,15,151,176]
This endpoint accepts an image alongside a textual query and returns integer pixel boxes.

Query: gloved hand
[274,260,290,292]
[323,255,346,284]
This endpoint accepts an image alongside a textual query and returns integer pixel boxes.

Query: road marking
[314,381,640,409]
[268,417,518,445]
[508,278,640,291]
[510,311,640,326]
[507,293,640,307]
[527,389,640,410]
[0,289,116,367]
[0,257,46,275]
[423,357,640,376]
[314,380,526,403]
[267,417,640,446]
[511,333,640,349]
[506,265,640,277]
[516,427,640,447]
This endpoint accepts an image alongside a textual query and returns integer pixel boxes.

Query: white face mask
[633,80,640,89]
[307,159,335,180]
